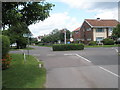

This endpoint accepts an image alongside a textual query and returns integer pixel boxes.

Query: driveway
[10,46,119,88]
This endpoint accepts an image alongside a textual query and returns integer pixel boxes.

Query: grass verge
[10,47,34,51]
[85,44,118,48]
[2,54,46,88]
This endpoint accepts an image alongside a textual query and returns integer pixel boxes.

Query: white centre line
[112,48,118,53]
[115,49,118,53]
[99,66,120,78]
[75,54,92,63]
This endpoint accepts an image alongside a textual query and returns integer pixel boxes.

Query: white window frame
[86,28,91,31]
[96,28,104,32]
[96,37,104,42]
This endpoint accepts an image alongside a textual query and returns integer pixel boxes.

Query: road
[10,46,119,88]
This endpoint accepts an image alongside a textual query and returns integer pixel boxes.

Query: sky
[28,0,119,37]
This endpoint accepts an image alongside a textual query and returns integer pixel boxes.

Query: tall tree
[112,24,120,40]
[2,1,54,48]
[2,2,54,28]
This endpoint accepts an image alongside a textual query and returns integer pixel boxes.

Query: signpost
[70,38,74,42]
[23,33,32,59]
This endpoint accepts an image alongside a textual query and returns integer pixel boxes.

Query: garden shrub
[102,38,114,45]
[1,35,11,70]
[2,54,12,70]
[1,35,10,58]
[52,44,84,51]
[88,41,97,46]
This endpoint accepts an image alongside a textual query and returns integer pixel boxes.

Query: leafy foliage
[112,24,120,39]
[1,35,10,58]
[2,22,30,49]
[52,44,84,51]
[2,2,55,27]
[41,29,71,44]
[88,41,97,46]
[102,38,114,45]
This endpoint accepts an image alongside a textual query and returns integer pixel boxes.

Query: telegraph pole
[64,29,67,44]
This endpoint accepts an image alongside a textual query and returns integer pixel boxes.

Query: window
[75,31,79,34]
[86,28,91,31]
[96,37,104,41]
[109,28,113,33]
[96,28,104,32]
[87,38,91,41]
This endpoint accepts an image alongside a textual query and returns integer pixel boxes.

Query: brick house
[73,27,81,42]
[80,18,119,44]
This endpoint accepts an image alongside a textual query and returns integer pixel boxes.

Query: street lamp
[63,28,67,44]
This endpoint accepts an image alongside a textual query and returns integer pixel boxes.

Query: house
[37,36,43,42]
[80,18,119,44]
[73,27,81,42]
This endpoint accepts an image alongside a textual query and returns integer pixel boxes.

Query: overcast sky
[28,0,119,37]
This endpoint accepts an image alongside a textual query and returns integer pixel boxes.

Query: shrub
[2,54,12,70]
[88,41,97,46]
[52,44,84,51]
[102,38,114,45]
[1,35,10,58]
[16,37,27,49]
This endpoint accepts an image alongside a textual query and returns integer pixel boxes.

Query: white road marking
[47,54,55,56]
[115,49,118,53]
[99,66,120,78]
[112,48,118,53]
[75,54,92,63]
[64,54,76,56]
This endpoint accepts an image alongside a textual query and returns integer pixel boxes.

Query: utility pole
[64,29,67,44]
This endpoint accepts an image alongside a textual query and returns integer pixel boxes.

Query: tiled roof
[73,27,80,31]
[85,19,119,27]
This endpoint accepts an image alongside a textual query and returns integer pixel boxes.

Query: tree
[112,24,120,40]
[2,22,31,49]
[2,1,54,48]
[41,29,71,44]
[2,2,55,28]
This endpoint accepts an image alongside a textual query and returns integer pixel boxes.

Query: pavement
[10,46,119,88]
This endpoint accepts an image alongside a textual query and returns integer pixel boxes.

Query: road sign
[70,38,74,42]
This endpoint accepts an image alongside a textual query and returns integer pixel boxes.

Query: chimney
[97,18,100,21]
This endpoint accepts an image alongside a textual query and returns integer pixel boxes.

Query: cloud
[29,1,119,37]
[28,12,81,37]
[94,8,118,20]
[59,0,118,10]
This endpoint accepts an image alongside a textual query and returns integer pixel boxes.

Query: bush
[1,35,10,58]
[102,38,114,45]
[88,41,97,46]
[2,54,12,70]
[52,44,84,51]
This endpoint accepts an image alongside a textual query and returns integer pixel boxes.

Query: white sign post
[70,38,74,42]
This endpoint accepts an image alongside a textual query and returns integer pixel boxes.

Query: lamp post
[64,28,67,44]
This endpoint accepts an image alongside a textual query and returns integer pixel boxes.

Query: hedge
[1,35,10,58]
[102,38,114,45]
[52,44,84,51]
[88,41,97,46]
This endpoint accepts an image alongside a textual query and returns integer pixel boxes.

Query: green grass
[2,54,46,88]
[85,44,119,48]
[10,47,34,51]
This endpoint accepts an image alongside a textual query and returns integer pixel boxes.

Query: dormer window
[86,28,91,31]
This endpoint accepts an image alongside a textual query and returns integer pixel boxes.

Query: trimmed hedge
[102,38,114,45]
[88,41,97,46]
[52,44,84,51]
[1,35,10,58]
